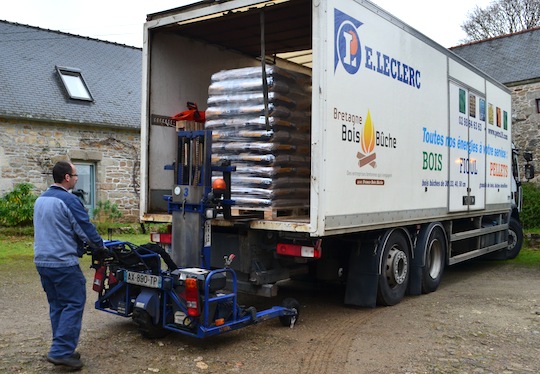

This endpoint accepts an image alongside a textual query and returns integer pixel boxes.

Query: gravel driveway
[1,257,539,373]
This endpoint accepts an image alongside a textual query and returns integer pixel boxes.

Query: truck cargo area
[144,0,314,229]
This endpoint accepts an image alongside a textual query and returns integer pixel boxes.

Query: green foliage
[525,227,540,235]
[92,200,122,224]
[146,223,170,234]
[94,223,139,236]
[507,247,540,267]
[0,183,37,227]
[520,183,540,229]
[0,225,34,236]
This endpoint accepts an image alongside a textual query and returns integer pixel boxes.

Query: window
[72,163,96,216]
[536,98,540,114]
[56,66,93,101]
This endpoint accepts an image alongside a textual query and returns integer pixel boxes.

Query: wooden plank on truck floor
[231,206,309,220]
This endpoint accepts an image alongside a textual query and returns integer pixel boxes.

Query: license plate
[125,271,162,288]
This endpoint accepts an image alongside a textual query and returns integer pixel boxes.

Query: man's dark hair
[52,161,73,183]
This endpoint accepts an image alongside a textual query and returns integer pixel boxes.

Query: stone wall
[0,119,141,221]
[511,81,540,181]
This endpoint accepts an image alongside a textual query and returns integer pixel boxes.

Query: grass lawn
[0,231,151,266]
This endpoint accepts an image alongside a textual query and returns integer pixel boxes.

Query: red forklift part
[185,278,201,317]
[93,266,106,292]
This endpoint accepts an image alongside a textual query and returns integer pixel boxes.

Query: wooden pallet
[176,120,204,131]
[231,206,309,220]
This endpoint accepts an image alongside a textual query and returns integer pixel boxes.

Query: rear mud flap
[345,242,380,307]
[408,266,422,296]
[409,236,425,296]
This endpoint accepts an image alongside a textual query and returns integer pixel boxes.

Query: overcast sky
[0,0,493,48]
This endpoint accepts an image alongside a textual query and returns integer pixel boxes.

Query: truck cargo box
[141,0,512,237]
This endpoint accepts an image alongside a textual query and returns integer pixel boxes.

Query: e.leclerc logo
[334,8,422,91]
[334,8,363,74]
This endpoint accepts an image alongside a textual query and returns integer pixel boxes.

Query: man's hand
[95,247,111,258]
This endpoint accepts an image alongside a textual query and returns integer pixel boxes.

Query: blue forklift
[91,124,299,338]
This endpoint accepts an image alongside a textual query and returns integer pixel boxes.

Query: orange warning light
[212,178,227,191]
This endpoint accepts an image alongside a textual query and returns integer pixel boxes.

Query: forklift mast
[168,125,212,269]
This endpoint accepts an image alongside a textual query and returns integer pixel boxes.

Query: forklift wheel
[279,298,300,327]
[132,307,169,339]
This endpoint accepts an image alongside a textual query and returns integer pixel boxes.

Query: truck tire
[133,307,169,339]
[420,225,446,294]
[506,217,523,260]
[376,229,411,306]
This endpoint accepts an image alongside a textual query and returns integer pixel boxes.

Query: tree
[461,0,540,42]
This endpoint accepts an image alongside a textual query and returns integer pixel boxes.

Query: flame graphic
[361,110,375,154]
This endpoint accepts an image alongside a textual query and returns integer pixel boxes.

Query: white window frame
[72,162,96,217]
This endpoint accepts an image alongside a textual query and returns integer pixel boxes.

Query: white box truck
[140,0,529,307]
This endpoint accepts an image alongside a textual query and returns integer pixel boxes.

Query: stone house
[451,27,540,177]
[0,21,142,221]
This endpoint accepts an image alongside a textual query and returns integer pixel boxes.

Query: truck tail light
[184,278,201,317]
[276,241,322,258]
[150,232,172,244]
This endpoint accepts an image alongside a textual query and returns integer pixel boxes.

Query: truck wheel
[421,226,446,294]
[377,230,411,306]
[279,298,300,327]
[506,217,523,260]
[133,307,169,339]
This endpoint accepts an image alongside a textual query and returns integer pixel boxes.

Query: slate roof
[450,27,540,86]
[0,20,141,129]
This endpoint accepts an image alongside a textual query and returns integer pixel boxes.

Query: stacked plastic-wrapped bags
[206,66,311,209]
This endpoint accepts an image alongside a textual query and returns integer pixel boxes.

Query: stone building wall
[0,119,141,221]
[510,80,540,181]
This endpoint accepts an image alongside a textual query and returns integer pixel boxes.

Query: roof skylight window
[56,66,93,101]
